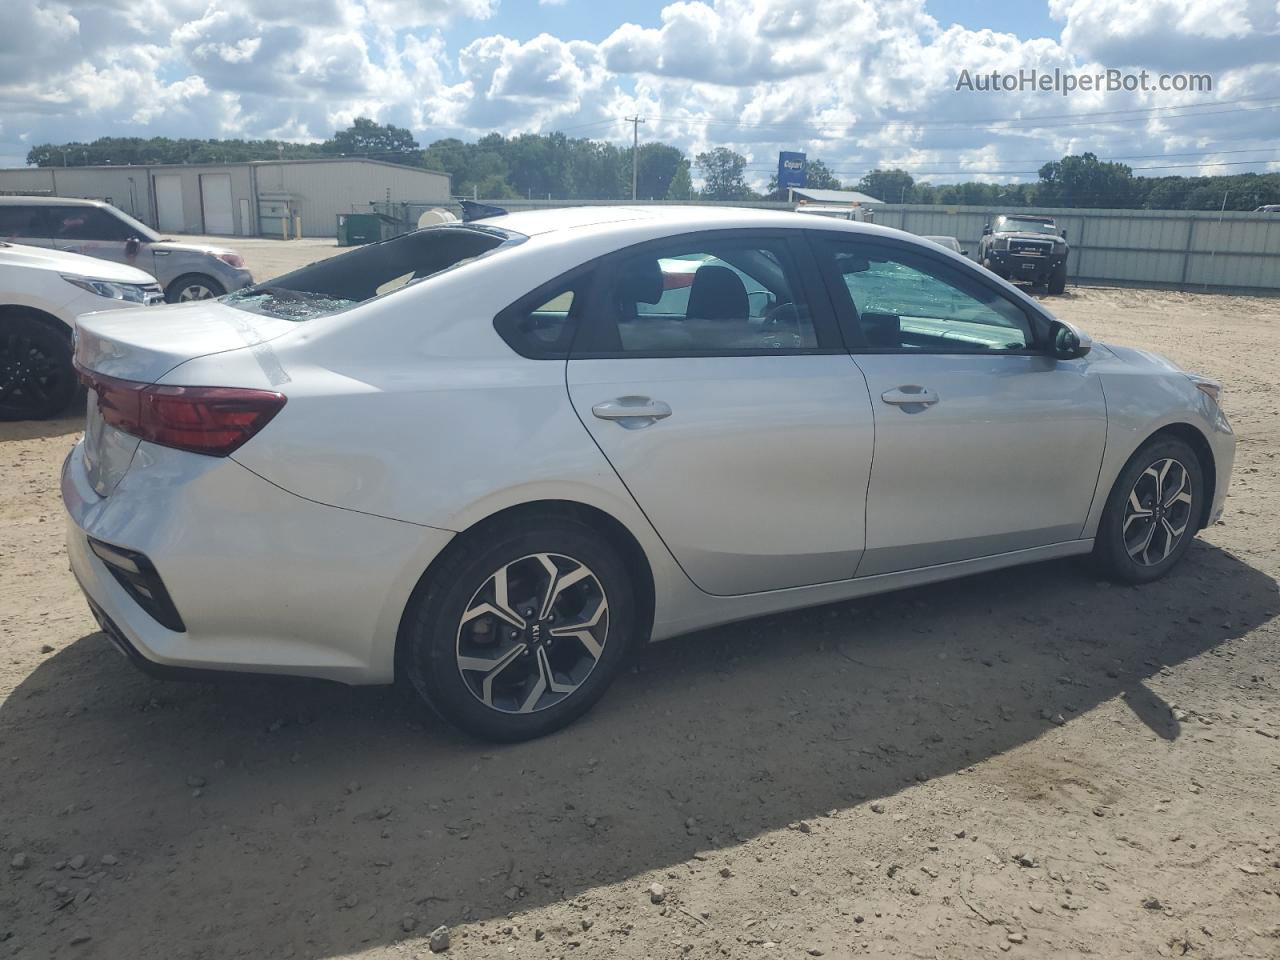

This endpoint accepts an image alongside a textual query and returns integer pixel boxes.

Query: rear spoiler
[460,200,509,222]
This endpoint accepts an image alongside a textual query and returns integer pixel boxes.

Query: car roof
[483,204,901,240]
[0,195,107,207]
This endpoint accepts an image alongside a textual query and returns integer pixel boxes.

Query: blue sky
[2,0,1277,185]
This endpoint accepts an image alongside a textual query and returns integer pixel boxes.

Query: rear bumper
[62,439,453,684]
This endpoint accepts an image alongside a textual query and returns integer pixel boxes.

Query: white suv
[0,241,163,420]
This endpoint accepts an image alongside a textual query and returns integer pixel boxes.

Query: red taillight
[662,271,696,290]
[76,364,285,457]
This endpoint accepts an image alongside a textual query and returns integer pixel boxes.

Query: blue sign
[777,151,807,190]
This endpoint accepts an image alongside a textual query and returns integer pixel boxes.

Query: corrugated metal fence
[384,198,1280,295]
[871,204,1280,295]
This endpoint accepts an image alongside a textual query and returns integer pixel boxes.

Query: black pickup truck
[978,214,1069,294]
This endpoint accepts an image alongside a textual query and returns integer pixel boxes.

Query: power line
[643,97,1280,133]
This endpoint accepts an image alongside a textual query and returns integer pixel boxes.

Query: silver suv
[0,196,253,302]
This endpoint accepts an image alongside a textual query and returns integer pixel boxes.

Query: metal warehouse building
[0,158,450,239]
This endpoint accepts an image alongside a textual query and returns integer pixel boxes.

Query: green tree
[857,168,915,203]
[695,148,752,200]
[635,143,687,201]
[323,117,421,165]
[666,159,694,200]
[1037,152,1135,208]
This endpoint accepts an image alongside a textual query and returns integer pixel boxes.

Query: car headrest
[687,264,748,321]
[615,257,664,305]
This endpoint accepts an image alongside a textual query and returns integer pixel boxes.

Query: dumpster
[336,212,407,246]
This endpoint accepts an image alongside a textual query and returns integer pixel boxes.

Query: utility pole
[625,116,645,200]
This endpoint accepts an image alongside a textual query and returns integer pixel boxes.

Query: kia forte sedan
[63,207,1234,741]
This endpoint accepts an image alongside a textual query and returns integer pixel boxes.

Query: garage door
[199,174,234,235]
[154,175,184,233]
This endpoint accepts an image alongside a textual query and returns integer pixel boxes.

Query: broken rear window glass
[224,225,520,321]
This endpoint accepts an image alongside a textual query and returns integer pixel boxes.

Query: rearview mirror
[125,236,140,256]
[1049,320,1090,360]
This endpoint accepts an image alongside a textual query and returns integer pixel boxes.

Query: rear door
[812,233,1107,576]
[0,205,54,248]
[565,230,874,596]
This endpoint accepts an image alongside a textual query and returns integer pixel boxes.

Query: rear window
[225,225,518,321]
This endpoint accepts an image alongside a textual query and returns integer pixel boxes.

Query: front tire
[1048,261,1067,295]
[0,314,78,421]
[165,274,225,303]
[1093,436,1203,583]
[402,517,635,741]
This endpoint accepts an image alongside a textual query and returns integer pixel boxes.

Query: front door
[566,231,875,596]
[50,205,155,276]
[813,234,1107,576]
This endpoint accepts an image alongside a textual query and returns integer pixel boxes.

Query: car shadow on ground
[1,541,1275,958]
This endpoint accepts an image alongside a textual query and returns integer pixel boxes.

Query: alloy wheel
[1122,457,1194,566]
[178,283,215,301]
[455,553,609,714]
[0,331,67,414]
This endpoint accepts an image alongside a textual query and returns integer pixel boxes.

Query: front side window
[821,239,1033,352]
[49,207,134,242]
[587,237,817,356]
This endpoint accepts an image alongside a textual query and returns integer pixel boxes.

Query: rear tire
[1093,436,1203,583]
[165,274,225,303]
[1048,261,1067,295]
[0,314,78,421]
[401,517,635,741]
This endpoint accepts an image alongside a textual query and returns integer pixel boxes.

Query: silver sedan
[64,206,1234,740]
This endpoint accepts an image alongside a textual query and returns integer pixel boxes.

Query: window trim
[570,229,845,360]
[806,231,1053,356]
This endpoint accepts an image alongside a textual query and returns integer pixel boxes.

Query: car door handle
[592,397,672,424]
[880,385,939,406]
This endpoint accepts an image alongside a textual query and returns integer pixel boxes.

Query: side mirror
[1049,320,1090,360]
[982,224,991,235]
[125,237,140,256]
[960,248,969,257]
[1060,229,1068,240]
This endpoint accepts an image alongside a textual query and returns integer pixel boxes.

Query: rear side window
[225,226,517,321]
[577,236,819,357]
[0,206,46,239]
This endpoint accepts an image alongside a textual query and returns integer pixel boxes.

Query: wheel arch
[393,498,656,680]
[0,303,72,338]
[1140,422,1217,530]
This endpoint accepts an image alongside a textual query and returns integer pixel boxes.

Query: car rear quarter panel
[171,245,698,640]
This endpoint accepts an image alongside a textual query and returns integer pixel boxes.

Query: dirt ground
[1,246,1278,960]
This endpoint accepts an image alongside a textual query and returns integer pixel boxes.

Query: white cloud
[0,0,1276,187]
